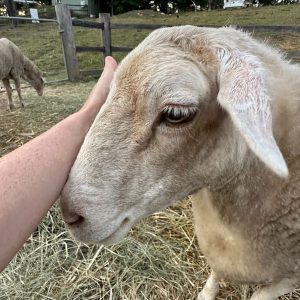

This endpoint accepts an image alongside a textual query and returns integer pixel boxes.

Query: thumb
[102,56,118,80]
[87,56,118,104]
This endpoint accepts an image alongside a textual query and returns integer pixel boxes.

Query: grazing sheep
[0,38,44,110]
[60,26,300,299]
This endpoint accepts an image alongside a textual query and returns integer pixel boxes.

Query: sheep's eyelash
[161,105,198,117]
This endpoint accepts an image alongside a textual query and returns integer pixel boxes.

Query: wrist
[76,106,99,135]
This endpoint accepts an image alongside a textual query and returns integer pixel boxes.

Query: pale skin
[0,56,117,272]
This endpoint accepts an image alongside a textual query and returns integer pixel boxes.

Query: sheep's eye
[160,106,198,126]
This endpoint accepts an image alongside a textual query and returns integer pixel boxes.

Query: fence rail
[54,5,300,80]
[76,46,104,53]
[0,15,58,23]
[72,19,103,29]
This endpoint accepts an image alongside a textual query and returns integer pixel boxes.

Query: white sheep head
[60,26,288,245]
[21,57,45,96]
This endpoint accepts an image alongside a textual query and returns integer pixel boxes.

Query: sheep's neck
[207,148,295,234]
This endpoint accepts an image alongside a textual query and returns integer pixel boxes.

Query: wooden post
[5,0,18,27]
[100,13,112,59]
[55,5,80,81]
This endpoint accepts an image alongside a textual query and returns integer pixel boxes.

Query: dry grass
[0,5,300,300]
[1,69,300,300]
[0,200,210,299]
[0,82,88,155]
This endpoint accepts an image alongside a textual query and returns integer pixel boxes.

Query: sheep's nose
[60,195,85,227]
[64,213,85,227]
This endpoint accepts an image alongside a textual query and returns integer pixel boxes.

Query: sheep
[60,26,300,299]
[0,38,44,110]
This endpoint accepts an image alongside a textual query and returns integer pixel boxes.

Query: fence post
[100,13,112,59]
[55,5,80,81]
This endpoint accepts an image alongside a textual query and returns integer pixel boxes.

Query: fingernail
[105,56,112,65]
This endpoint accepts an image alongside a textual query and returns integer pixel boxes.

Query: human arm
[0,56,117,272]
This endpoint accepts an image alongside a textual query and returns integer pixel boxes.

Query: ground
[0,5,300,299]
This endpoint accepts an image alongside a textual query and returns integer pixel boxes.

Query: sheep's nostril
[66,214,85,227]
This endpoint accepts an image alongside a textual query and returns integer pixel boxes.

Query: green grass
[0,22,66,81]
[113,5,300,25]
[0,4,299,82]
[0,5,300,300]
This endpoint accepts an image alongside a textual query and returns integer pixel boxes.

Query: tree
[100,0,111,13]
[4,0,16,16]
[99,0,151,15]
[176,0,193,10]
[153,0,171,13]
[175,0,207,11]
[39,0,52,4]
[259,0,277,4]
[113,0,151,14]
[0,1,6,16]
[4,0,18,26]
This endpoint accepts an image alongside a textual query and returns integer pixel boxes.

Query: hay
[0,82,92,156]
[0,83,300,300]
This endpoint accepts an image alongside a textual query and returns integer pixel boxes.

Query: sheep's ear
[217,49,288,178]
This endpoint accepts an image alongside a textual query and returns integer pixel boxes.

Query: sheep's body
[0,38,44,110]
[61,26,300,299]
[189,27,300,293]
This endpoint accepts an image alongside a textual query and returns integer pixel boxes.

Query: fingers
[88,56,118,103]
[82,56,118,113]
[101,56,118,88]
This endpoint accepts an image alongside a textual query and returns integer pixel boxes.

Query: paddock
[0,5,300,299]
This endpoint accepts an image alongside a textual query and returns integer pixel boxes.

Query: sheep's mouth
[38,91,43,96]
[69,216,133,246]
[96,217,131,245]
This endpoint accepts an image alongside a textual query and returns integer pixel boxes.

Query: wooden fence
[55,5,300,81]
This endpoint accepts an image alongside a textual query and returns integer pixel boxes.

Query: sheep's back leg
[2,78,14,110]
[197,271,219,300]
[250,278,298,300]
[13,77,24,108]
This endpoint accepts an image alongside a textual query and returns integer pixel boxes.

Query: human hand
[81,56,118,115]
